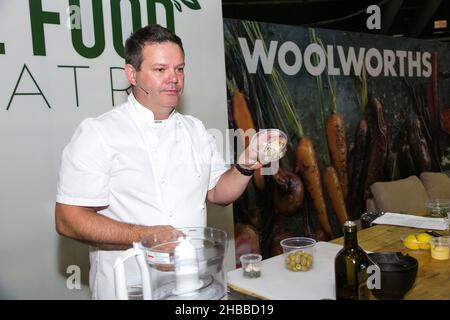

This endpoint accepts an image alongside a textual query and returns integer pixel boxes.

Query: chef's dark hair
[125,24,184,71]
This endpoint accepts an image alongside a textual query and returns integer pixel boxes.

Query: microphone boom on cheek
[136,84,149,95]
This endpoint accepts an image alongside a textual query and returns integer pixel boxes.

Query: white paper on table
[227,242,340,300]
[372,212,448,230]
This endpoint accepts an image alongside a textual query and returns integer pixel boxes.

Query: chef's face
[132,42,185,109]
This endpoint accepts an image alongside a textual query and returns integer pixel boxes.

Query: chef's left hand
[238,129,284,170]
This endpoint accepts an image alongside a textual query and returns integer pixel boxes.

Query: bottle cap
[344,221,356,227]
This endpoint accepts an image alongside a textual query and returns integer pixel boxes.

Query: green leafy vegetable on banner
[181,0,201,10]
[172,0,182,12]
[172,0,202,12]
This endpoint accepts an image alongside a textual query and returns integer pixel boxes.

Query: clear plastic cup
[280,237,316,271]
[240,253,262,278]
[430,236,450,260]
[250,129,288,165]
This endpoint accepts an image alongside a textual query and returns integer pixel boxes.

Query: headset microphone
[136,84,150,95]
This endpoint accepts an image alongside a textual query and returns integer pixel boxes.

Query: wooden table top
[330,224,450,300]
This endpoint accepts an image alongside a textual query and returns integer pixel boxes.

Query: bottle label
[145,250,172,265]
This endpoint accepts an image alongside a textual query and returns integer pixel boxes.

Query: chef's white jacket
[56,93,228,299]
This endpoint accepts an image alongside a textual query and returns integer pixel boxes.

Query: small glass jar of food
[425,199,450,218]
[240,253,262,278]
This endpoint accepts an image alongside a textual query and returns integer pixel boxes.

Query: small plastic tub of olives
[240,253,262,278]
[280,237,316,272]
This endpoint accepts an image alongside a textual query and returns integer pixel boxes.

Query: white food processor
[113,227,228,300]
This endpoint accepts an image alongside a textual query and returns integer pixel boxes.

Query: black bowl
[368,252,418,300]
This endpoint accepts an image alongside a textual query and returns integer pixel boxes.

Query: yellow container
[430,236,450,260]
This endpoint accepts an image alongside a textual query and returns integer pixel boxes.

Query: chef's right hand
[143,225,184,246]
[144,225,184,272]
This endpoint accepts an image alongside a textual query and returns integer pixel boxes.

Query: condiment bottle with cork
[334,221,370,300]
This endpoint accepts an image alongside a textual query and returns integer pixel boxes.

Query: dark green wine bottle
[334,221,370,300]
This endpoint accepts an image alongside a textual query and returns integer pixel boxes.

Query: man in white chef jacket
[55,25,266,299]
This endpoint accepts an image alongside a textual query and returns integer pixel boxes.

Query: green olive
[285,251,314,271]
[300,256,306,266]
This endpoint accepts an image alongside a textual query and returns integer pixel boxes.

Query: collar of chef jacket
[129,93,177,127]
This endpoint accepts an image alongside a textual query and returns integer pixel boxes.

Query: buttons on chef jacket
[168,210,174,217]
[160,178,166,184]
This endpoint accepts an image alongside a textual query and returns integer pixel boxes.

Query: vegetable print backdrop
[223,19,450,266]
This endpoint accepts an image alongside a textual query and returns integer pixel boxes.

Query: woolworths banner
[0,1,227,299]
[224,19,450,265]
